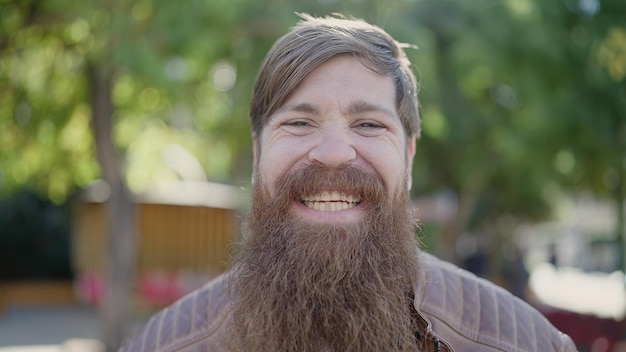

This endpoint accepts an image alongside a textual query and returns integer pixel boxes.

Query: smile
[301,191,361,212]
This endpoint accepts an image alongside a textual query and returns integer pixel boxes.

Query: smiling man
[120,14,576,352]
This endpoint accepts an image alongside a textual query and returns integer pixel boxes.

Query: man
[120,14,576,352]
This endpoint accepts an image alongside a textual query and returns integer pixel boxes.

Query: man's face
[254,55,416,224]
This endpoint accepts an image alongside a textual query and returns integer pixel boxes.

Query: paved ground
[0,304,148,352]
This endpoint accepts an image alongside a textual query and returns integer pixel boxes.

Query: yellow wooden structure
[71,181,243,306]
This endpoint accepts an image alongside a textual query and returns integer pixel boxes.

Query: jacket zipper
[433,336,441,352]
[414,310,454,352]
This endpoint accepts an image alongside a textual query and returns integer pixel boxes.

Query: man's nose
[308,129,357,168]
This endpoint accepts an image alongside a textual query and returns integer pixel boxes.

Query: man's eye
[284,120,310,127]
[358,122,384,129]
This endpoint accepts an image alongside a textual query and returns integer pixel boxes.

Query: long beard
[229,165,422,352]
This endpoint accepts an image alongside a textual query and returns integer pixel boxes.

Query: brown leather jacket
[119,252,577,351]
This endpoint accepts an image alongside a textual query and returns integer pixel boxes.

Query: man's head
[229,14,423,352]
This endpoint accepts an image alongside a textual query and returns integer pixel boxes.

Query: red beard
[229,164,423,351]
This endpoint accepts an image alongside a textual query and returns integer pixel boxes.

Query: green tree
[406,0,625,277]
[0,0,265,348]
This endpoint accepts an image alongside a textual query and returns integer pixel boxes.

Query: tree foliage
[3,0,624,205]
[397,0,625,273]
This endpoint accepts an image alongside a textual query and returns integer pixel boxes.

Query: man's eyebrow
[347,101,396,118]
[276,103,320,115]
[275,101,396,118]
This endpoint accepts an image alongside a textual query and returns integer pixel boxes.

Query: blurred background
[0,0,625,351]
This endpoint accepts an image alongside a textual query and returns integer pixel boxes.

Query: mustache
[254,164,387,212]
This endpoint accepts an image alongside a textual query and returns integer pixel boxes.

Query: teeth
[302,192,360,212]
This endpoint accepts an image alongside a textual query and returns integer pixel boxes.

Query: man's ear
[406,135,416,191]
[251,133,260,184]
[252,133,259,168]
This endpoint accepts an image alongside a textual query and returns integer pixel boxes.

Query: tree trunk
[88,64,137,351]
[615,161,625,275]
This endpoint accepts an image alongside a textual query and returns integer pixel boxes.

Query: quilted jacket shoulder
[416,252,577,352]
[119,274,231,352]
